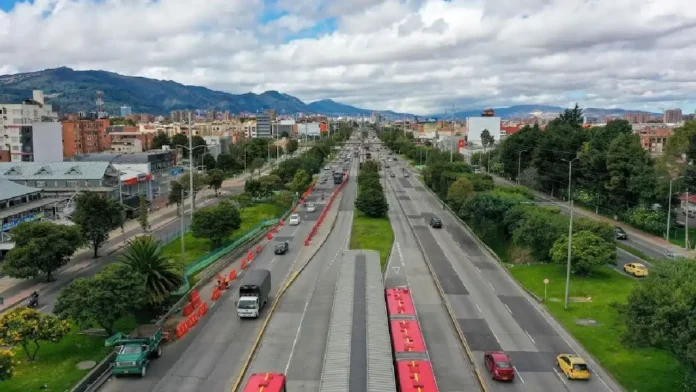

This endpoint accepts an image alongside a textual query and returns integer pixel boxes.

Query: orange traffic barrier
[280,218,284,226]
[229,269,237,280]
[241,259,248,269]
[191,290,200,302]
[305,239,310,246]
[267,232,273,240]
[197,302,208,317]
[175,323,188,339]
[183,302,195,317]
[211,287,221,301]
[247,250,253,261]
[256,244,262,254]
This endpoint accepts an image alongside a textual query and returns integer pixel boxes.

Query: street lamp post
[561,157,580,310]
[176,141,206,213]
[517,149,528,185]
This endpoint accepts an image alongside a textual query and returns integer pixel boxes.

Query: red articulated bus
[242,372,286,392]
[385,287,416,318]
[395,360,438,392]
[390,319,426,355]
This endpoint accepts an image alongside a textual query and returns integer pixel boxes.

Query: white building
[0,90,60,163]
[298,122,321,136]
[466,116,501,148]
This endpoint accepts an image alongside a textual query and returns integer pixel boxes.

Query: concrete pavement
[243,159,357,391]
[0,167,274,313]
[389,162,623,392]
[383,172,481,392]
[97,161,345,392]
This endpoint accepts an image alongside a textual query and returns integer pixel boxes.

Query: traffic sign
[543,278,549,284]
[392,266,401,275]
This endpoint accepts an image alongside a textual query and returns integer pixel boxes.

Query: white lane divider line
[504,304,513,315]
[553,367,568,385]
[491,330,501,344]
[525,330,536,345]
[476,266,482,274]
[513,366,525,383]
[488,282,495,291]
[475,303,482,314]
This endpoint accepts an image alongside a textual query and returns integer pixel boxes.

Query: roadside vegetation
[379,111,695,391]
[350,159,393,269]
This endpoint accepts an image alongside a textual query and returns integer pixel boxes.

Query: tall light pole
[176,143,206,213]
[664,176,684,243]
[517,149,529,185]
[562,157,580,310]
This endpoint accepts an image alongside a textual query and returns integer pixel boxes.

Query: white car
[289,214,301,226]
[306,203,316,213]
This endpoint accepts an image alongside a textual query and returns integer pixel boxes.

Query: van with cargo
[237,269,271,318]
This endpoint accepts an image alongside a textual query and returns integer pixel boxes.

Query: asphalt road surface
[242,159,359,391]
[98,166,341,392]
[383,170,481,392]
[386,161,622,392]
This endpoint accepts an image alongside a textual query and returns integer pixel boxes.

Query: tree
[549,230,615,276]
[532,118,587,194]
[120,236,183,305]
[202,153,216,170]
[619,258,696,389]
[518,166,540,189]
[259,174,283,197]
[1,221,82,282]
[171,133,189,156]
[459,189,527,240]
[179,172,204,209]
[71,192,124,258]
[497,124,541,179]
[447,177,475,214]
[250,157,265,175]
[216,153,234,172]
[0,307,70,361]
[481,129,495,151]
[289,169,311,194]
[606,133,658,209]
[168,180,184,215]
[230,192,253,210]
[286,139,299,154]
[281,131,290,138]
[355,186,388,218]
[558,103,584,127]
[206,169,225,196]
[191,135,208,161]
[152,131,171,150]
[55,263,147,335]
[190,201,242,249]
[138,195,149,232]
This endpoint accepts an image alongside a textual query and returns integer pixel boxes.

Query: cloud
[0,0,695,115]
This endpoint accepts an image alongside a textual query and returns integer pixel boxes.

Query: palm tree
[120,236,184,305]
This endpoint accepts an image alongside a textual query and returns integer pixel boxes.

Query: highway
[385,157,622,392]
[242,158,359,391]
[98,168,342,392]
[382,168,481,392]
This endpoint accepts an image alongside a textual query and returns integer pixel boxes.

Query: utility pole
[188,112,195,211]
[180,186,186,264]
[562,157,579,310]
[667,179,673,243]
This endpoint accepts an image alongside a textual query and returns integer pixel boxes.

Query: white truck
[236,269,271,318]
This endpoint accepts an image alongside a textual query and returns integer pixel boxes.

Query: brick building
[61,118,111,158]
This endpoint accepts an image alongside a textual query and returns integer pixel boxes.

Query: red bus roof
[243,372,286,392]
[385,287,416,317]
[390,320,426,354]
[396,360,438,392]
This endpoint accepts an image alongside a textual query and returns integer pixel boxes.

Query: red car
[484,351,515,381]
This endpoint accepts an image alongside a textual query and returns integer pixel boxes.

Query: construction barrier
[211,287,221,301]
[247,250,253,262]
[279,219,284,226]
[241,259,248,269]
[183,302,195,317]
[175,322,188,339]
[196,302,208,317]
[256,244,262,254]
[267,232,273,240]
[229,269,237,280]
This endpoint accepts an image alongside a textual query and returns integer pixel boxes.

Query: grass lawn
[507,263,685,392]
[2,317,136,392]
[161,203,285,265]
[350,211,394,270]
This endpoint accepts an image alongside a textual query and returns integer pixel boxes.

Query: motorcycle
[27,297,39,309]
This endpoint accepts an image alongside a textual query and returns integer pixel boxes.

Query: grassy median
[161,202,285,265]
[3,317,136,392]
[507,263,685,392]
[350,211,394,270]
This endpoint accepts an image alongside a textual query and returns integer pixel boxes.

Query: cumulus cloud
[0,0,695,115]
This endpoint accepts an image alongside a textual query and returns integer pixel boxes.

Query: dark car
[274,241,289,255]
[615,226,628,240]
[429,216,443,228]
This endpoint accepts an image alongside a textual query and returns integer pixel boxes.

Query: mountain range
[0,67,659,119]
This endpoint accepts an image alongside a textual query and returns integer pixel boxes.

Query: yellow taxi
[557,354,591,380]
[624,263,648,277]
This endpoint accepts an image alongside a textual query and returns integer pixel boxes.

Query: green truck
[105,324,163,377]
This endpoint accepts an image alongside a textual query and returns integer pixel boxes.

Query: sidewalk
[0,166,273,312]
[494,174,693,256]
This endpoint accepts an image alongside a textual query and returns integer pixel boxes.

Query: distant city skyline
[1,0,694,114]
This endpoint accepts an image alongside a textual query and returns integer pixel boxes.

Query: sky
[0,0,695,115]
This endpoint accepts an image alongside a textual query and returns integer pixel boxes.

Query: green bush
[0,350,14,381]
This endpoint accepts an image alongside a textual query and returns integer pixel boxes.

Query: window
[36,181,46,187]
[66,181,77,188]
[10,137,19,143]
[11,146,19,151]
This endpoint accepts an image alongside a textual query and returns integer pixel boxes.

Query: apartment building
[0,90,61,163]
[664,109,683,124]
[638,128,673,156]
[624,113,652,124]
[62,118,111,158]
[256,113,272,138]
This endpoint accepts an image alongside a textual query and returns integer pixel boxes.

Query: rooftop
[0,179,41,201]
[70,150,172,164]
[0,161,115,181]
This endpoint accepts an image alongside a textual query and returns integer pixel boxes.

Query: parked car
[403,172,410,178]
[274,241,289,255]
[666,251,686,260]
[429,216,443,228]
[615,226,628,240]
[289,214,301,226]
[623,262,648,277]
[484,351,515,381]
[306,203,316,213]
[556,354,591,380]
